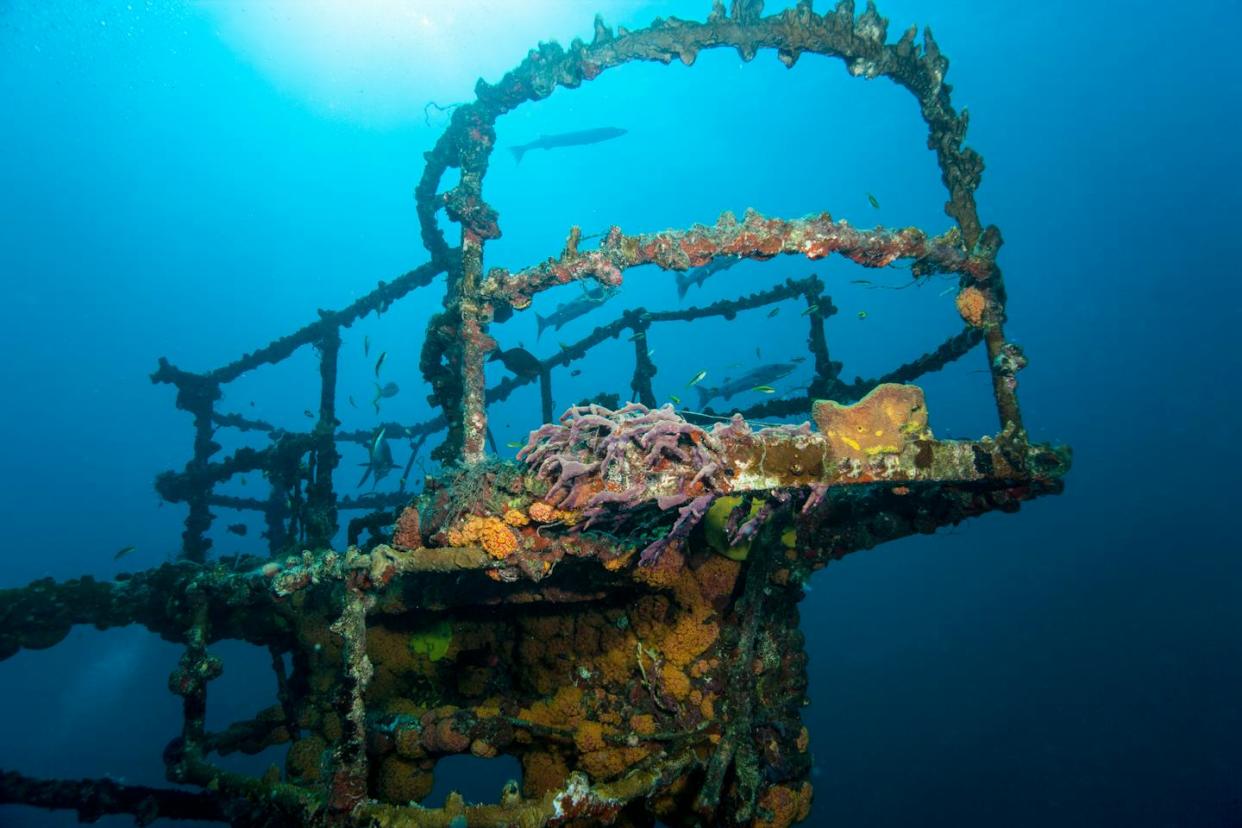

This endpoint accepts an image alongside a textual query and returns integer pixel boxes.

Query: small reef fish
[858,311,868,320]
[489,347,543,380]
[570,369,582,377]
[358,428,396,489]
[867,192,881,209]
[694,362,796,408]
[669,394,682,405]
[536,286,616,338]
[801,304,819,316]
[303,409,315,418]
[506,441,524,449]
[686,370,708,388]
[372,381,400,413]
[374,351,387,377]
[627,330,646,342]
[348,395,357,409]
[676,255,741,299]
[752,385,776,394]
[364,335,370,357]
[766,306,780,318]
[114,545,136,561]
[509,126,627,164]
[227,523,247,536]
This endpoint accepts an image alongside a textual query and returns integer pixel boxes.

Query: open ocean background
[1,0,1239,825]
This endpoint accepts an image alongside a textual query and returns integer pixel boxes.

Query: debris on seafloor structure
[0,2,1069,826]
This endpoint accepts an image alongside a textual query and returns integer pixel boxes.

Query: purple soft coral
[639,494,715,566]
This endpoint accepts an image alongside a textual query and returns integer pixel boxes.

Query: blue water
[1,1,1239,825]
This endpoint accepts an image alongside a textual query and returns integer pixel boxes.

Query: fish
[374,351,387,377]
[867,192,880,209]
[303,409,315,418]
[114,545,136,561]
[766,306,780,318]
[686,370,708,388]
[227,523,247,536]
[489,347,543,380]
[801,304,819,316]
[627,330,646,342]
[506,441,524,449]
[509,126,627,164]
[348,395,357,409]
[570,369,582,377]
[676,255,741,299]
[364,335,370,357]
[752,385,776,394]
[357,427,397,489]
[239,477,247,486]
[536,286,616,338]
[857,311,868,320]
[694,362,797,408]
[372,381,400,414]
[669,394,682,405]
[756,347,762,358]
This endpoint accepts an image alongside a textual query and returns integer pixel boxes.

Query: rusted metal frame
[165,602,220,784]
[803,283,840,399]
[152,260,447,556]
[305,328,342,549]
[411,1,1017,452]
[486,277,820,408]
[206,493,266,511]
[150,361,225,562]
[356,750,700,828]
[628,313,658,408]
[839,324,984,396]
[421,0,978,262]
[213,410,277,433]
[538,367,555,424]
[202,259,447,385]
[449,255,491,466]
[482,215,983,309]
[0,770,231,823]
[692,324,982,422]
[695,516,784,817]
[163,594,319,821]
[325,589,374,814]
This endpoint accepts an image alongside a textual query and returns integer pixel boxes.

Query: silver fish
[694,362,797,408]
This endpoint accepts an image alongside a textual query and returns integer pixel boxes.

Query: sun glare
[200,0,650,126]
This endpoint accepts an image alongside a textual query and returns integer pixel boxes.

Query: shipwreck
[0,2,1069,825]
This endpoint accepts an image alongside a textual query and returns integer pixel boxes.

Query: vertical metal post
[630,317,657,408]
[181,379,221,563]
[456,230,490,464]
[305,327,341,549]
[803,280,839,400]
[539,367,554,424]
